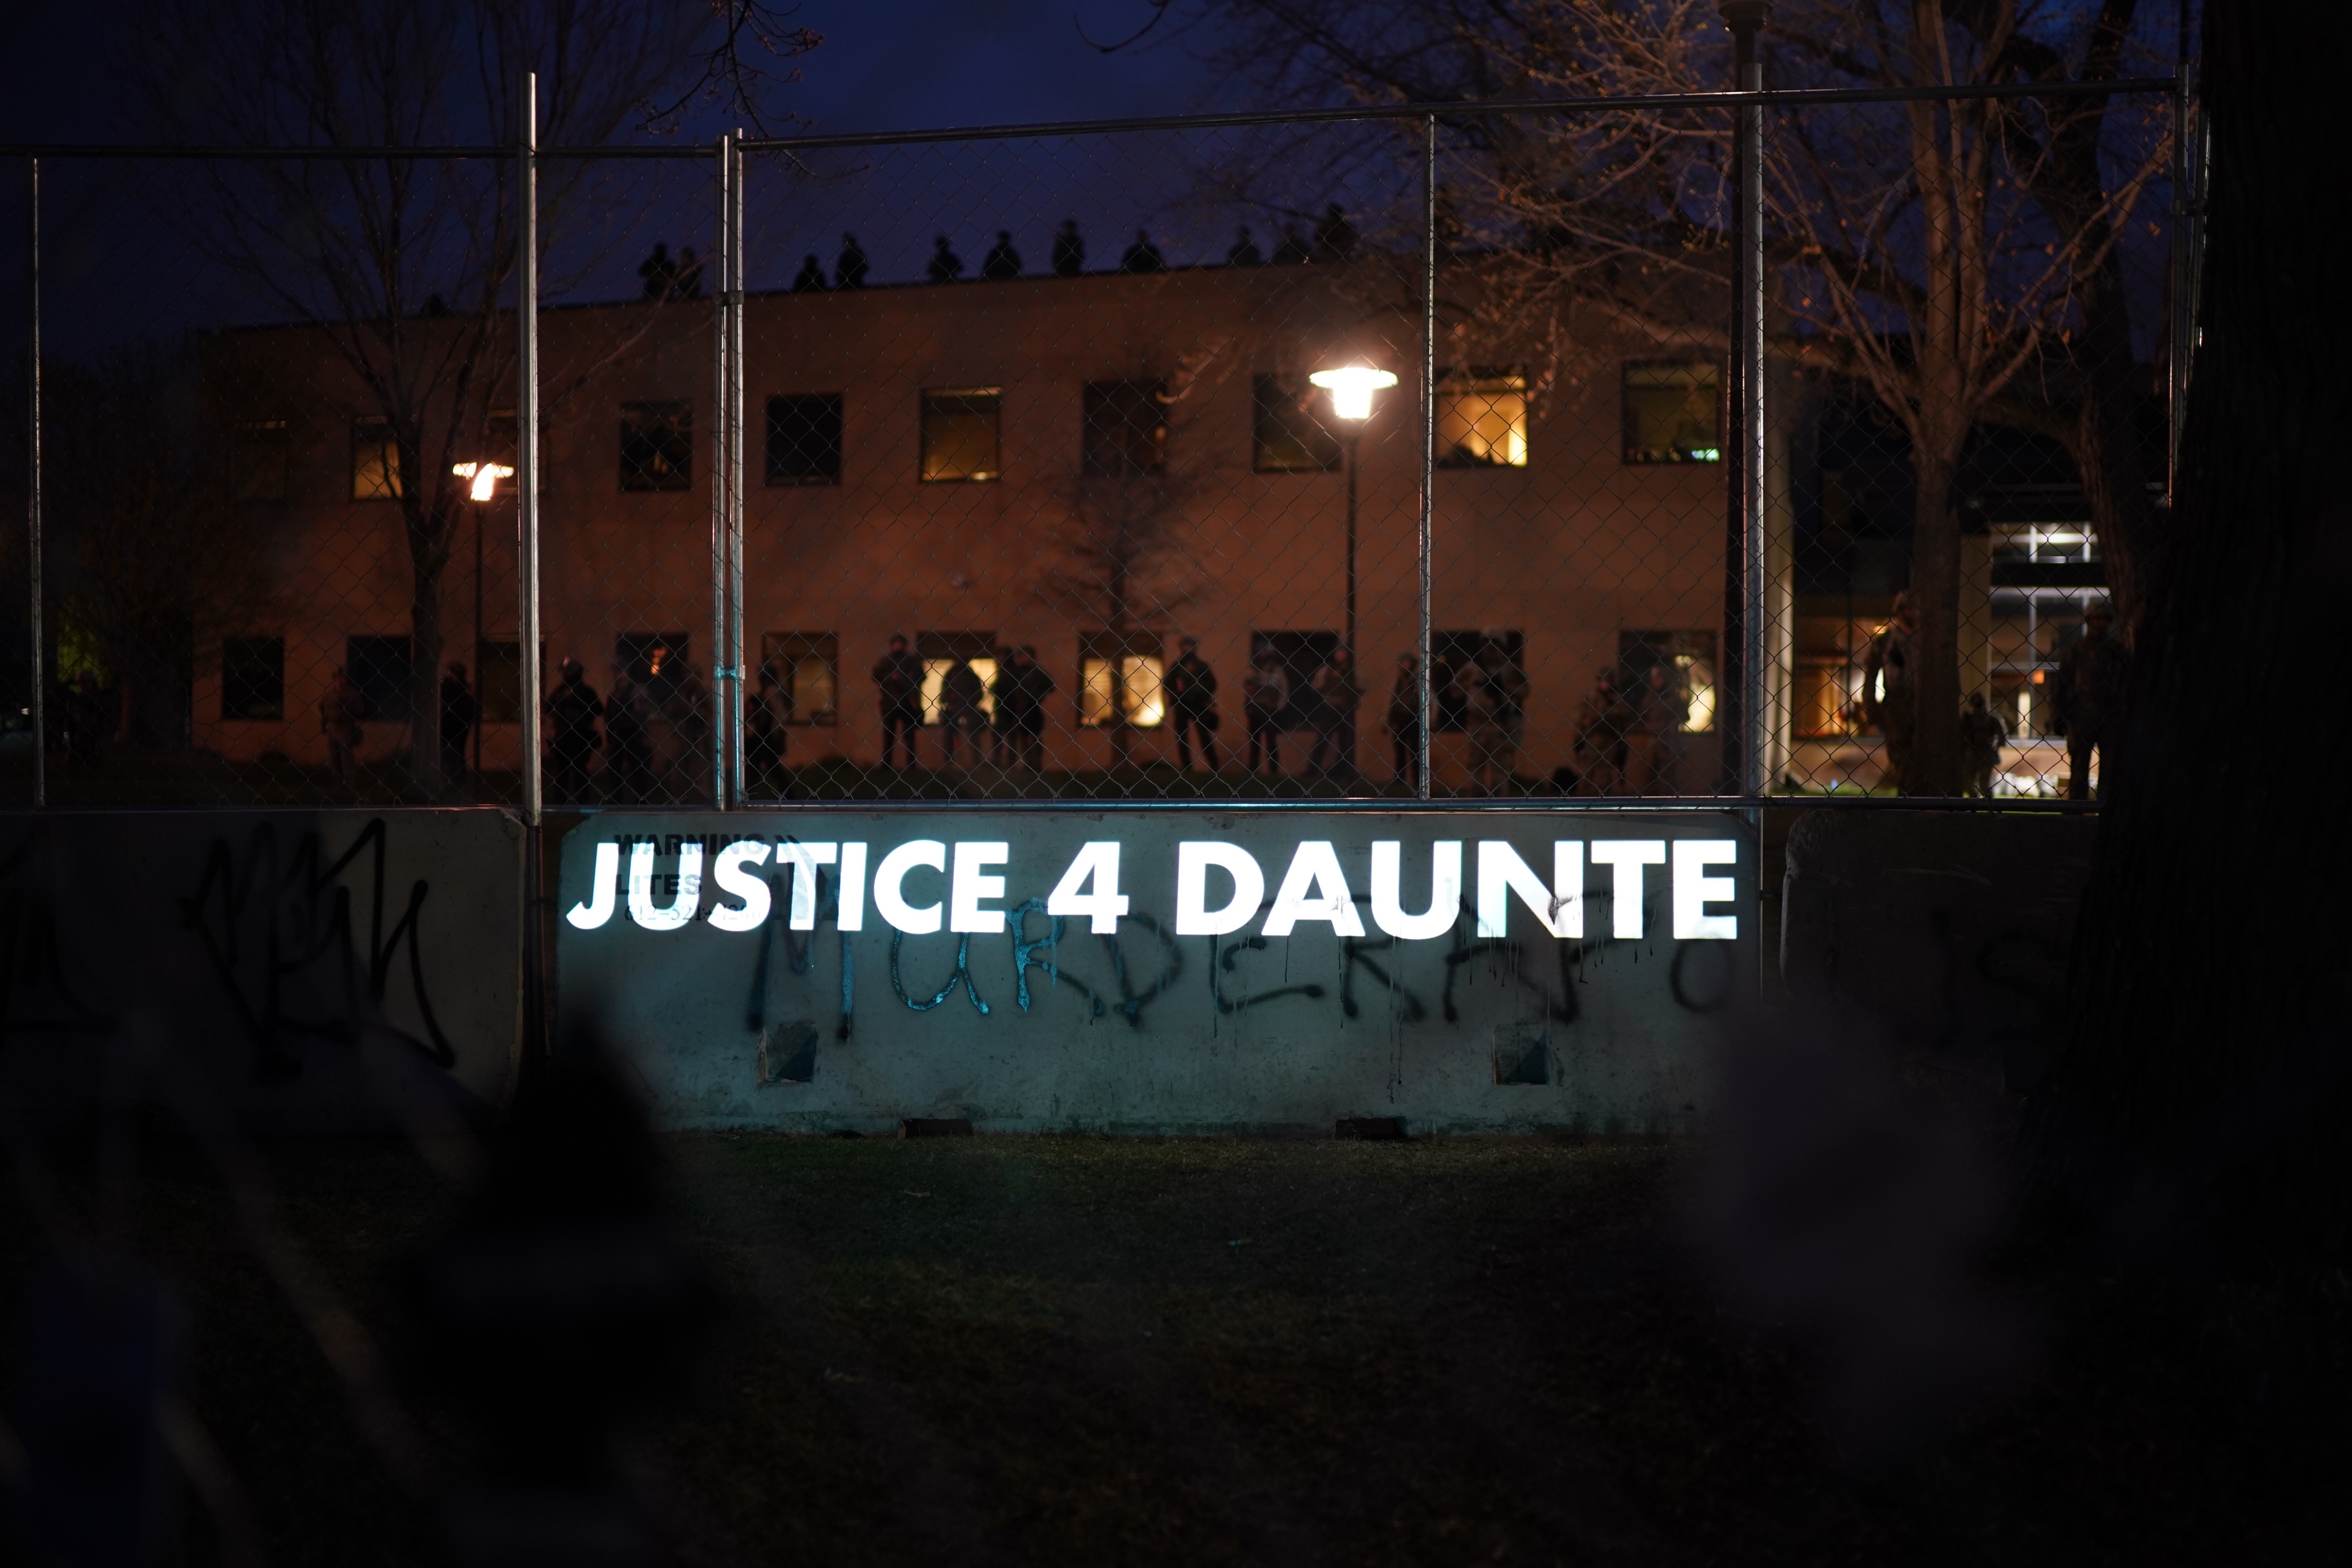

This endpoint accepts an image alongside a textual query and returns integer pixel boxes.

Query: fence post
[517,78,543,826]
[1418,113,1437,802]
[709,131,739,809]
[1720,3,1769,798]
[728,135,746,809]
[25,159,42,808]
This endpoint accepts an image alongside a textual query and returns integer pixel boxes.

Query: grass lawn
[3,1133,2344,1565]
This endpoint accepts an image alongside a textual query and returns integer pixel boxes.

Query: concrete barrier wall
[1779,809,2097,1087]
[556,809,1759,1135]
[0,809,524,1130]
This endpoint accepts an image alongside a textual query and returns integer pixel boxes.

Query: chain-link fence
[2,69,2184,811]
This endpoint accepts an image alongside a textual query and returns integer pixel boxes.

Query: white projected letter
[1175,842,1264,936]
[950,841,1010,934]
[1047,841,1129,933]
[837,842,869,931]
[1262,841,1365,937]
[1475,841,1583,939]
[1371,840,1460,940]
[566,842,620,930]
[708,841,773,933]
[778,841,838,930]
[872,840,947,934]
[628,840,702,932]
[1673,840,1740,940]
[1589,840,1667,939]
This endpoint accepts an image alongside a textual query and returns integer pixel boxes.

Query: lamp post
[1309,365,1396,777]
[1308,364,1397,652]
[452,459,514,776]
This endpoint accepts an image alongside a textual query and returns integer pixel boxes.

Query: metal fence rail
[5,69,2182,812]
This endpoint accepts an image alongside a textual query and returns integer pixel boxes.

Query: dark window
[233,421,290,502]
[1622,363,1722,464]
[766,394,843,485]
[346,635,414,723]
[1251,374,1342,473]
[921,389,1000,482]
[614,632,694,703]
[760,632,840,724]
[1249,630,1339,710]
[1082,380,1168,476]
[1429,630,1525,732]
[474,638,542,724]
[220,636,284,720]
[351,416,401,499]
[620,401,693,491]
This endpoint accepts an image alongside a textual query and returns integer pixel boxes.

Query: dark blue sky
[0,1,1224,145]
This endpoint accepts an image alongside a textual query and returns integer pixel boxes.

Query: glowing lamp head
[1308,364,1398,421]
[451,460,516,502]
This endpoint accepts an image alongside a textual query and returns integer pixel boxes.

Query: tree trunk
[404,498,453,802]
[2025,3,2352,1264]
[1905,451,1965,795]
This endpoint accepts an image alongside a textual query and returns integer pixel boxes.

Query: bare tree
[131,0,815,798]
[1187,0,2172,794]
[1031,359,1218,768]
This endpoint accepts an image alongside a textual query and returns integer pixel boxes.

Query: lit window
[621,402,693,491]
[1436,372,1527,468]
[761,632,840,724]
[1251,374,1342,473]
[1078,634,1165,727]
[234,421,290,502]
[351,416,401,500]
[1622,363,1722,464]
[767,394,843,485]
[1083,380,1168,476]
[915,632,1000,725]
[921,389,1001,482]
[1618,631,1718,733]
[220,636,284,720]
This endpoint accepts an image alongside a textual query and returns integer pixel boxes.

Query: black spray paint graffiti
[743,855,853,1041]
[0,826,120,1040]
[180,818,453,1078]
[729,858,1730,1070]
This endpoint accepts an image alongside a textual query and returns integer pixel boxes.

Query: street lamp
[1309,365,1396,769]
[453,460,515,775]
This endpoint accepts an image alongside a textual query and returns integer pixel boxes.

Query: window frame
[345,635,415,723]
[1081,379,1169,477]
[1077,630,1166,728]
[219,635,286,721]
[761,632,841,725]
[350,415,402,500]
[234,420,291,502]
[766,393,844,487]
[1620,361,1724,465]
[1250,374,1343,474]
[619,400,695,492]
[919,388,1002,483]
[1433,370,1529,470]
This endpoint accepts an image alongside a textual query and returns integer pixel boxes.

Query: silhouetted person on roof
[1051,220,1085,276]
[836,233,869,289]
[638,242,676,299]
[926,235,964,282]
[790,254,827,293]
[981,230,1022,280]
[1313,203,1357,262]
[1271,225,1310,265]
[1226,225,1264,267]
[1120,230,1166,273]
